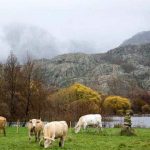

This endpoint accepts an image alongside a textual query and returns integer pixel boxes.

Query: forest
[0,52,150,123]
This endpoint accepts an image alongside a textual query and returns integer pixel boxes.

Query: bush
[142,104,150,114]
[49,83,103,121]
[103,96,131,115]
[120,127,136,136]
[126,109,133,115]
[116,110,124,116]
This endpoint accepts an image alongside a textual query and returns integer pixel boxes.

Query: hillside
[121,31,150,46]
[36,44,150,96]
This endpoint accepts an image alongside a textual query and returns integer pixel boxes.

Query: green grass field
[0,127,150,150]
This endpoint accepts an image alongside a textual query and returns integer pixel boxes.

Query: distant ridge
[121,31,150,46]
[36,43,150,96]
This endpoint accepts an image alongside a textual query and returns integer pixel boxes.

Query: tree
[4,52,20,121]
[28,80,49,119]
[103,96,131,115]
[132,99,146,113]
[22,54,34,121]
[0,63,8,116]
[21,54,49,120]
[0,102,10,118]
[48,83,102,122]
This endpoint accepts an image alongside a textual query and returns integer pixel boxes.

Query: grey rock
[35,43,150,95]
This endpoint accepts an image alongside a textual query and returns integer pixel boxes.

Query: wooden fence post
[70,121,72,128]
[16,120,20,134]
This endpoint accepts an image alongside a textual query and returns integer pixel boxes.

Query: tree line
[0,52,150,123]
[0,52,50,122]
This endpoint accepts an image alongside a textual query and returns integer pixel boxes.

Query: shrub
[103,96,131,115]
[49,83,103,121]
[120,127,136,136]
[142,104,150,114]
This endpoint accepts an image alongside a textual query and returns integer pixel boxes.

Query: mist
[0,0,150,61]
[0,23,99,61]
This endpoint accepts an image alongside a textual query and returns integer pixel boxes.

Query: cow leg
[39,137,44,146]
[35,132,38,142]
[39,131,41,141]
[99,122,103,130]
[35,136,37,142]
[59,140,61,147]
[98,122,103,132]
[29,131,31,142]
[59,137,64,147]
[38,131,40,141]
[3,128,6,136]
[83,123,87,131]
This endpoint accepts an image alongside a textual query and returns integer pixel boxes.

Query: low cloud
[0,23,99,62]
[1,24,59,61]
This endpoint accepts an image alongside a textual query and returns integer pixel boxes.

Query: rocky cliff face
[36,43,150,96]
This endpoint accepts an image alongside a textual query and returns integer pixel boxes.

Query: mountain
[121,31,150,46]
[36,43,150,96]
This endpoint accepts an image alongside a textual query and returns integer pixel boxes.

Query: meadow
[0,127,150,150]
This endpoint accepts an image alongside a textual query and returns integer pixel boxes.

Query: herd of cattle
[0,114,102,148]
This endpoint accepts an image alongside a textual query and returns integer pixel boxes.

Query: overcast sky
[0,0,150,61]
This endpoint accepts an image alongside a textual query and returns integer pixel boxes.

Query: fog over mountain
[1,24,58,61]
[0,24,98,61]
[0,0,150,61]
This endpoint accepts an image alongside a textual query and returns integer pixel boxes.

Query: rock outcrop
[36,43,150,96]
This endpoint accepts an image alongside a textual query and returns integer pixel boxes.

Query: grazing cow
[40,121,68,148]
[0,116,6,136]
[27,119,44,142]
[75,114,102,133]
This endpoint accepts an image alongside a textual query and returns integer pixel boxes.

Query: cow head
[74,125,80,133]
[44,137,55,148]
[29,119,41,130]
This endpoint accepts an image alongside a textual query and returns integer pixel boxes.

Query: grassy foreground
[0,127,150,150]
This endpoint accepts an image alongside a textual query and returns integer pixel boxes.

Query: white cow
[40,121,68,148]
[27,119,44,142]
[75,114,102,133]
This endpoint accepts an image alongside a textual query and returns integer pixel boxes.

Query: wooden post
[70,121,72,128]
[16,120,19,134]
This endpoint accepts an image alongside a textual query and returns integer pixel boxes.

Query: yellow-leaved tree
[48,83,102,121]
[103,96,131,115]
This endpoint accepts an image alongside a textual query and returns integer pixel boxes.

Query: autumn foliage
[0,52,150,123]
[103,96,131,115]
[48,83,102,122]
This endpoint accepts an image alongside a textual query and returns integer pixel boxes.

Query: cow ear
[29,120,32,123]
